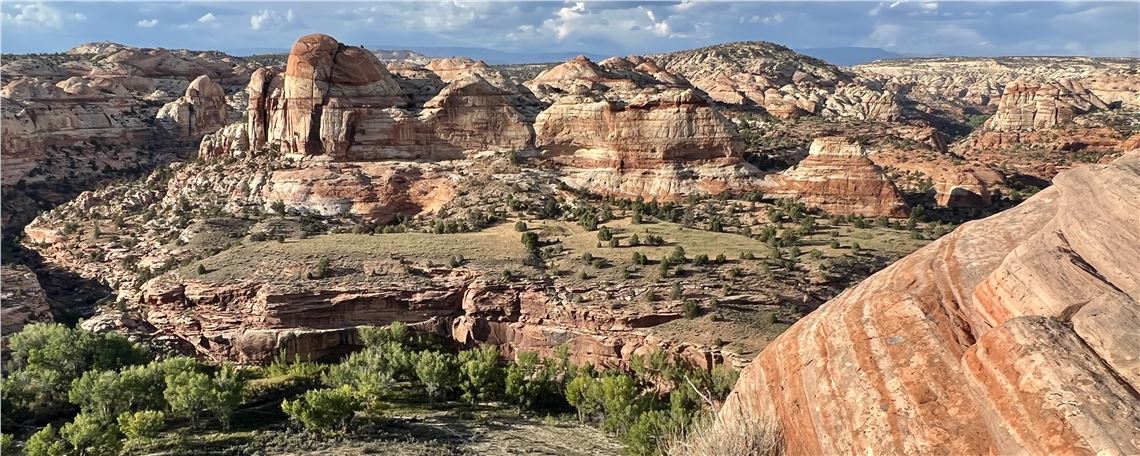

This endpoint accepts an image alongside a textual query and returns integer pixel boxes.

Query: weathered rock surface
[985,79,1110,131]
[528,55,758,200]
[721,153,1140,454]
[652,42,904,121]
[247,34,531,160]
[769,137,909,217]
[1,265,53,349]
[156,75,230,137]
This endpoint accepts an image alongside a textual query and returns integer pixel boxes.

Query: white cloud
[198,12,216,23]
[2,2,85,29]
[136,18,158,28]
[178,11,219,30]
[250,9,294,30]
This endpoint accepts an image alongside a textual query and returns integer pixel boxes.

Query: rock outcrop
[1,265,53,350]
[246,34,532,160]
[652,42,904,121]
[528,55,757,200]
[769,137,909,217]
[985,79,1110,131]
[721,153,1140,454]
[156,75,229,137]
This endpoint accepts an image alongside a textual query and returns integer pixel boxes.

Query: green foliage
[117,410,165,441]
[5,323,150,419]
[459,346,503,403]
[683,300,702,319]
[163,370,213,429]
[599,375,641,434]
[209,365,246,429]
[521,231,541,252]
[271,200,287,216]
[514,221,528,232]
[624,410,676,456]
[25,424,68,456]
[0,434,15,456]
[415,351,459,404]
[322,347,395,404]
[504,352,553,411]
[281,386,362,433]
[61,412,122,456]
[597,226,613,241]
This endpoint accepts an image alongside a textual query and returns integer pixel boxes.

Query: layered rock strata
[720,153,1140,454]
[528,55,757,200]
[985,79,1110,131]
[770,137,909,217]
[1,265,53,350]
[246,34,532,160]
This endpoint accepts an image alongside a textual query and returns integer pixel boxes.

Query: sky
[2,1,1138,58]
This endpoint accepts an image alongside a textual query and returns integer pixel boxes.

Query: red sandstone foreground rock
[720,152,1140,454]
[769,137,909,217]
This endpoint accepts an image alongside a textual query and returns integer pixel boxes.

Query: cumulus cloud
[250,9,294,30]
[136,18,158,28]
[2,2,85,29]
[198,13,216,23]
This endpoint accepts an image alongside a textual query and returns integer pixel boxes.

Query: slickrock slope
[528,55,758,200]
[652,42,903,121]
[1,265,53,349]
[247,34,532,160]
[720,153,1140,455]
[769,137,909,217]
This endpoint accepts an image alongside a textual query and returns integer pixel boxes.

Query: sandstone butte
[769,137,909,217]
[720,152,1140,455]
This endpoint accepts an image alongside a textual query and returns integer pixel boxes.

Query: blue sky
[2,1,1138,57]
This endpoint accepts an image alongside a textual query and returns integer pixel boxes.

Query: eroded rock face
[985,79,1109,131]
[652,42,904,121]
[721,153,1140,454]
[247,34,531,160]
[156,75,229,137]
[769,137,909,217]
[529,55,757,200]
[1,265,53,349]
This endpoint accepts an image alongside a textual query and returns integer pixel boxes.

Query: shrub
[117,410,165,441]
[271,200,287,216]
[629,234,640,246]
[504,352,552,412]
[281,386,362,433]
[597,226,613,241]
[61,412,122,456]
[514,221,528,232]
[663,413,782,456]
[196,264,207,275]
[609,238,620,248]
[625,409,677,456]
[25,424,68,456]
[415,351,459,404]
[682,300,701,319]
[521,232,541,252]
[693,254,709,266]
[164,370,214,429]
[210,365,245,429]
[829,239,841,249]
[670,283,683,300]
[459,346,503,403]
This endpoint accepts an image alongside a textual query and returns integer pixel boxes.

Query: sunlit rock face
[528,55,758,201]
[246,33,532,161]
[721,153,1140,455]
[769,137,909,217]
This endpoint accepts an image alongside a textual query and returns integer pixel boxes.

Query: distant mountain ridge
[795,46,910,66]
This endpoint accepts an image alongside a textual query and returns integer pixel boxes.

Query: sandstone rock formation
[246,34,531,160]
[769,137,909,217]
[721,153,1140,454]
[527,55,757,200]
[985,79,1110,131]
[652,42,904,121]
[156,75,229,137]
[1,265,53,349]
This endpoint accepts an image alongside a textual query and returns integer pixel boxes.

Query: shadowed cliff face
[719,152,1140,455]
